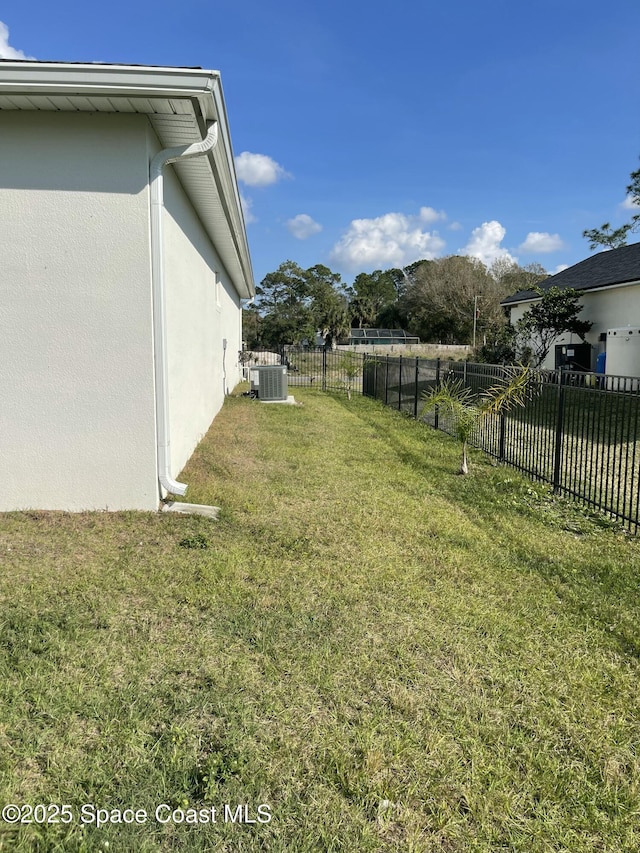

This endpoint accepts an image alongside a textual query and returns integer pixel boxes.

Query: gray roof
[501,241,640,306]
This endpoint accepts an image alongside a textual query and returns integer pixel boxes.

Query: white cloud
[234,151,290,187]
[460,221,516,267]
[418,206,446,224]
[286,213,322,240]
[518,231,565,253]
[0,21,34,59]
[240,193,256,224]
[448,221,463,231]
[551,263,569,275]
[330,209,446,271]
[621,195,640,211]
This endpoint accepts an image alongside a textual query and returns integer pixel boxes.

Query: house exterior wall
[156,137,243,481]
[0,111,159,510]
[508,282,640,371]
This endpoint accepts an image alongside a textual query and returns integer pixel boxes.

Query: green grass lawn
[1,388,639,852]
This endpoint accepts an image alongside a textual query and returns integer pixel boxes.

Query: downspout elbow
[159,471,188,497]
[150,121,219,180]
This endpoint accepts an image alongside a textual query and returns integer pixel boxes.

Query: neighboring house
[0,61,254,511]
[502,242,640,372]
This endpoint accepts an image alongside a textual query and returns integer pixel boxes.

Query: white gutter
[150,121,219,497]
[0,62,218,102]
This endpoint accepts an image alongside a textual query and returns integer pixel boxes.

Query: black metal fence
[242,347,366,393]
[363,355,640,532]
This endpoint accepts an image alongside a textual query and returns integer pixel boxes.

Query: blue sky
[2,1,639,287]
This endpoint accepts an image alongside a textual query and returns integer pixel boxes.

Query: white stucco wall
[508,282,640,371]
[159,142,243,480]
[0,111,158,510]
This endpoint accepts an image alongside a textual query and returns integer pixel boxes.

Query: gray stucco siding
[0,111,158,510]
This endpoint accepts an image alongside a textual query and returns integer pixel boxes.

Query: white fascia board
[0,61,218,102]
[586,278,640,294]
[208,76,255,291]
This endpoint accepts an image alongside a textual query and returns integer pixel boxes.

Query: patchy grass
[0,388,639,852]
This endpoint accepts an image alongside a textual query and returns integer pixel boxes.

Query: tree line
[243,255,550,357]
[243,256,594,367]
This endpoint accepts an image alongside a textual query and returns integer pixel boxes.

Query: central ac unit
[249,365,288,401]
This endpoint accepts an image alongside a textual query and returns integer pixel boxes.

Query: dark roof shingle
[501,241,640,306]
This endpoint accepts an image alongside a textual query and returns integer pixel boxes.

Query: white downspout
[150,121,219,497]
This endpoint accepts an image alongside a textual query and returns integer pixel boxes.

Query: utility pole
[472,295,481,350]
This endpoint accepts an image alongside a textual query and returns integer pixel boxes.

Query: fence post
[385,355,390,406]
[498,364,506,461]
[552,371,565,493]
[413,357,419,420]
[361,353,366,397]
[498,413,506,461]
[434,358,441,430]
[398,355,403,411]
[322,348,327,392]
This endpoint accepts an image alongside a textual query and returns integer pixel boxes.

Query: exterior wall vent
[249,365,288,401]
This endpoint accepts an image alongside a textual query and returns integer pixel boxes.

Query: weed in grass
[177,533,209,550]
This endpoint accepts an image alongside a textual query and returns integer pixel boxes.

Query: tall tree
[306,264,350,348]
[583,160,640,250]
[241,304,261,349]
[347,269,398,328]
[255,261,316,348]
[256,260,310,309]
[490,259,548,293]
[400,255,507,344]
[254,261,349,349]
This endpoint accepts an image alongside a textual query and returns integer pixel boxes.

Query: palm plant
[339,351,362,400]
[421,365,536,474]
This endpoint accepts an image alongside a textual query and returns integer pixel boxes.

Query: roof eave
[0,61,218,102]
[501,276,640,307]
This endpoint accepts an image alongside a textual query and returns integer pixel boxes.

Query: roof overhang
[0,61,255,299]
[501,277,640,309]
[501,293,541,308]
